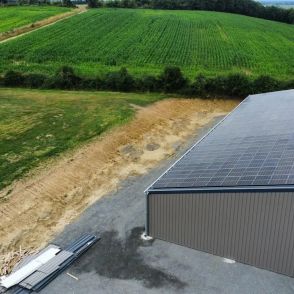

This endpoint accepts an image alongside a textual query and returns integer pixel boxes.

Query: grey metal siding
[148,192,294,277]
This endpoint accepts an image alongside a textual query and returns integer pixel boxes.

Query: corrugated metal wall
[148,192,294,277]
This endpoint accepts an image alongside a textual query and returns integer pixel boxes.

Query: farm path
[0,5,87,44]
[0,98,238,273]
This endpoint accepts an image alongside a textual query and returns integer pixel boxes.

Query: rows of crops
[0,6,71,34]
[0,8,293,78]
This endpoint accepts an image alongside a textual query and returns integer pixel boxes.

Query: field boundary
[0,6,87,44]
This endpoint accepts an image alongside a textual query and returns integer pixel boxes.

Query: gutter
[144,184,294,236]
[147,185,294,194]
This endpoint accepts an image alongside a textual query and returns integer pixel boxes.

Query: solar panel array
[150,90,294,190]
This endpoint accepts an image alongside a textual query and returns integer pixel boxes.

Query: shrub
[191,74,208,96]
[205,76,226,94]
[136,75,160,92]
[78,78,96,90]
[3,71,24,87]
[52,66,81,89]
[87,0,103,8]
[0,76,4,87]
[224,73,252,96]
[63,0,75,7]
[252,75,280,93]
[159,66,187,93]
[283,79,294,90]
[104,67,135,92]
[1,66,292,99]
[24,73,47,88]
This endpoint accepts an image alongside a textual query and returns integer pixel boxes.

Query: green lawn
[0,88,166,190]
[0,8,293,79]
[0,6,71,33]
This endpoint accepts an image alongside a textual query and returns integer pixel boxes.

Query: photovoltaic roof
[148,90,294,192]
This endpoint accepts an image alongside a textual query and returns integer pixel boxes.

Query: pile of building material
[0,234,99,293]
[0,248,37,277]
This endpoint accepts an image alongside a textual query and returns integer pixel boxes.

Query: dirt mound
[0,98,238,271]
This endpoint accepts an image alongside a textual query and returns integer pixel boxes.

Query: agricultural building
[145,89,294,277]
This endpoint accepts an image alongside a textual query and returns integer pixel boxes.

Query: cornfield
[0,8,293,79]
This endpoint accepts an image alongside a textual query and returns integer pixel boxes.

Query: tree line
[88,0,294,24]
[0,0,74,7]
[1,66,293,98]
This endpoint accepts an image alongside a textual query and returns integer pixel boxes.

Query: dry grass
[0,247,36,276]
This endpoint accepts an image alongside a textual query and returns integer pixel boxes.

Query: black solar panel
[149,90,294,190]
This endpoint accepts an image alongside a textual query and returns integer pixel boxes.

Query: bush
[205,76,226,94]
[0,66,292,99]
[191,74,208,96]
[3,71,24,87]
[52,66,81,89]
[24,73,47,88]
[283,79,294,90]
[252,75,280,93]
[78,77,99,90]
[0,76,4,87]
[87,0,103,8]
[104,67,135,92]
[136,75,160,92]
[224,73,252,96]
[160,66,187,93]
[62,0,74,7]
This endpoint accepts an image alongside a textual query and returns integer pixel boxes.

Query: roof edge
[144,95,251,193]
[147,185,294,194]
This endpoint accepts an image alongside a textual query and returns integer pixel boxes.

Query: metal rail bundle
[1,234,99,293]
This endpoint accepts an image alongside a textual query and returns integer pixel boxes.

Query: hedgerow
[1,66,293,98]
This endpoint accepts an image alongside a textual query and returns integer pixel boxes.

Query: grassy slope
[0,6,71,34]
[0,88,166,190]
[0,8,293,79]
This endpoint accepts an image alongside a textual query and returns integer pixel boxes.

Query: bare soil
[0,98,238,273]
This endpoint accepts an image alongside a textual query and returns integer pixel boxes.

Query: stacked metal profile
[6,234,99,293]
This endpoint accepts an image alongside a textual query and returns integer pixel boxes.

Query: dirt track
[0,6,87,44]
[0,98,238,272]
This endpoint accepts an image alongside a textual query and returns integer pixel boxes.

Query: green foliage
[105,0,294,24]
[3,71,24,87]
[52,66,81,89]
[87,0,99,8]
[252,75,281,93]
[0,9,293,80]
[191,74,208,96]
[1,66,293,98]
[159,66,187,93]
[224,73,252,96]
[104,67,135,92]
[62,0,74,7]
[0,88,166,189]
[0,6,71,33]
[24,73,47,88]
[136,75,160,92]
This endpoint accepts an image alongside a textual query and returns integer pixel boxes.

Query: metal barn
[145,89,294,277]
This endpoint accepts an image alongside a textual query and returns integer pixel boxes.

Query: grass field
[0,88,166,190]
[0,6,71,34]
[0,8,293,79]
